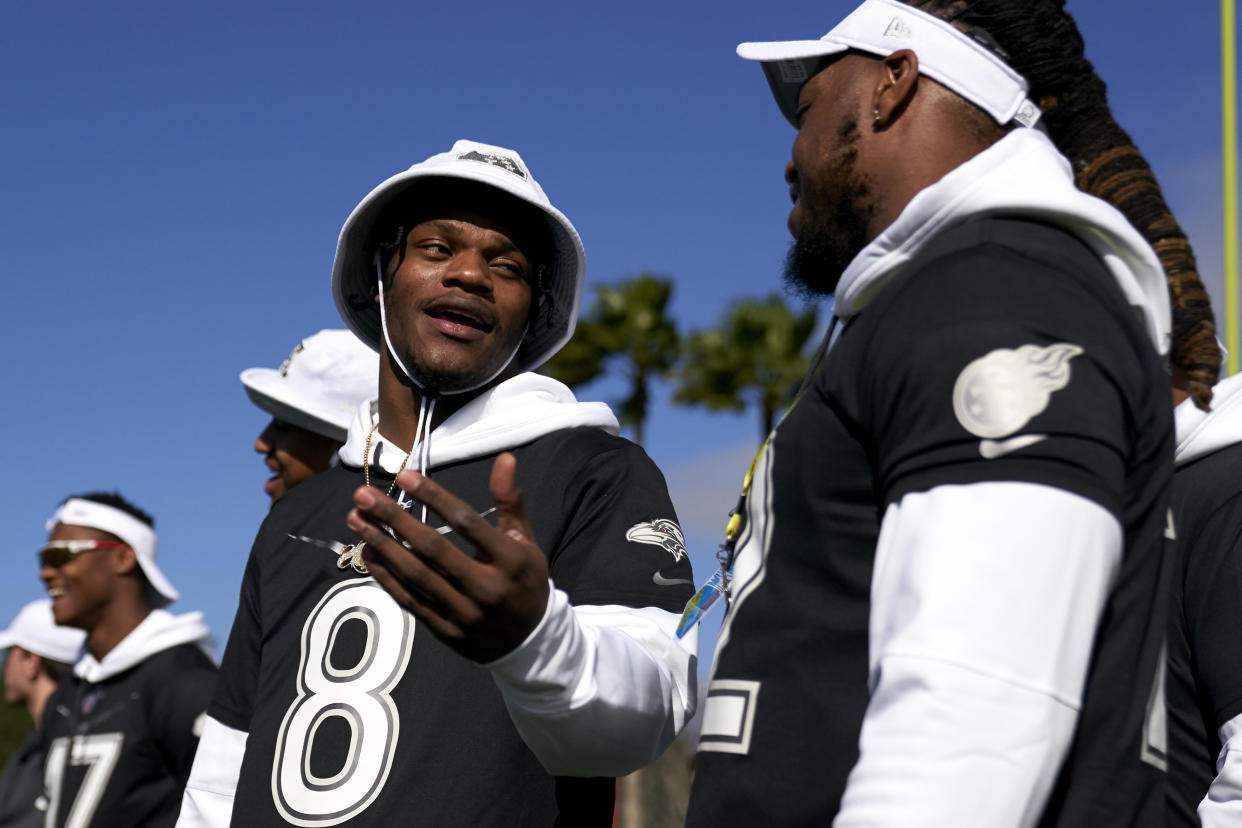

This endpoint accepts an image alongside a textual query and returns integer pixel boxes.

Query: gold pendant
[336,543,370,575]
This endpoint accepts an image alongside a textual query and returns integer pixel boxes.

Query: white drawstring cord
[417,399,435,523]
[393,394,436,524]
[376,249,429,392]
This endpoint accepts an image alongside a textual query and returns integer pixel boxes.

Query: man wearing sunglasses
[38,492,216,828]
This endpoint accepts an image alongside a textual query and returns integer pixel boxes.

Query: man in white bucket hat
[39,492,216,828]
[179,140,696,827]
[0,599,83,828]
[241,328,378,501]
[685,1,1178,825]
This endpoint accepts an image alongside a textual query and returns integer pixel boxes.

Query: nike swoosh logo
[653,571,693,587]
[434,507,497,537]
[979,434,1047,459]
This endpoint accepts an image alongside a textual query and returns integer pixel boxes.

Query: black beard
[783,228,862,300]
[782,116,873,299]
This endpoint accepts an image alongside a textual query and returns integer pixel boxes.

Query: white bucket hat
[331,139,585,383]
[46,498,178,607]
[0,599,85,664]
[737,0,1041,129]
[241,329,378,443]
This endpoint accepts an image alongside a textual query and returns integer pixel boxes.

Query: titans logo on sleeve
[952,342,1083,458]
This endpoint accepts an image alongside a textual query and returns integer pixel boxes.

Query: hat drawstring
[415,395,434,522]
[390,393,436,525]
[376,248,430,393]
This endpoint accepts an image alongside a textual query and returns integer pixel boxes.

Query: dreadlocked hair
[905,0,1220,408]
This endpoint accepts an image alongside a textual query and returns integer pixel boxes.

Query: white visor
[737,0,1041,129]
[46,499,178,606]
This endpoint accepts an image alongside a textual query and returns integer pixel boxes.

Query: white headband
[737,0,1041,129]
[46,498,178,605]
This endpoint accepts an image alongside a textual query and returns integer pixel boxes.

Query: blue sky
[1,0,1229,669]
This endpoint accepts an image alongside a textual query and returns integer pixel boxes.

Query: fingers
[348,466,550,663]
[392,469,512,564]
[347,488,479,599]
[347,502,485,633]
[489,451,519,505]
[362,550,465,643]
[490,453,537,547]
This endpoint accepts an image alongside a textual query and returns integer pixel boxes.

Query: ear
[873,49,920,129]
[112,544,140,577]
[26,652,45,682]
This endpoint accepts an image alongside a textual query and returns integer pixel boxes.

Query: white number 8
[271,579,415,826]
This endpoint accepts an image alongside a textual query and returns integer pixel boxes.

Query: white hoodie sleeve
[833,481,1121,827]
[176,715,247,827]
[1200,713,1242,826]
[486,582,698,776]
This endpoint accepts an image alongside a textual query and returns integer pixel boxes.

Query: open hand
[346,452,550,663]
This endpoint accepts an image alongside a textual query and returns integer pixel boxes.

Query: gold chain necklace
[341,423,414,576]
[363,422,414,497]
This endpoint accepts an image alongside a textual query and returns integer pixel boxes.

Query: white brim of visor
[737,0,1041,129]
[47,499,179,605]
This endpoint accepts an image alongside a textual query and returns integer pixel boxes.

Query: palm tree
[674,295,819,440]
[540,274,679,445]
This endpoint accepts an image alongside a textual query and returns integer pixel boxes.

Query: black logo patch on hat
[457,150,527,180]
[279,342,305,378]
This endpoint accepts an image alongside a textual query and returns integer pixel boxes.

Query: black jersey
[0,729,47,828]
[209,426,693,827]
[41,642,216,828]
[1167,439,1242,824]
[686,219,1173,826]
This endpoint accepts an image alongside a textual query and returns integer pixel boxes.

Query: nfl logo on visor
[457,149,527,179]
[883,16,912,38]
